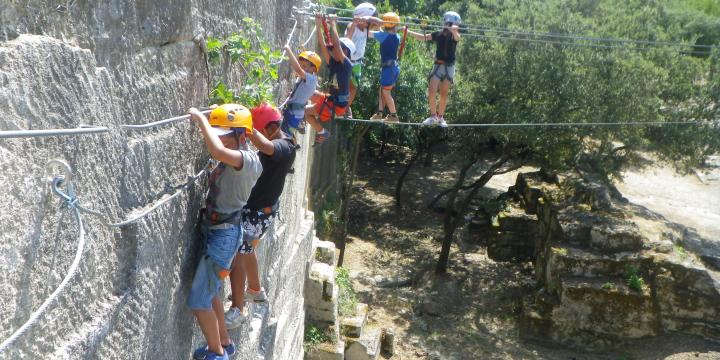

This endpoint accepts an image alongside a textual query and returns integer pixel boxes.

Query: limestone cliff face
[0,1,315,358]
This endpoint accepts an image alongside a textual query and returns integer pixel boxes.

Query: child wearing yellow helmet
[280,45,320,140]
[187,104,268,360]
[368,12,402,123]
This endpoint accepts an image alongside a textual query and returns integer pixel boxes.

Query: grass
[336,267,359,317]
[304,324,333,352]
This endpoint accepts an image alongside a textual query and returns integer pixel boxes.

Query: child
[304,14,355,146]
[368,12,402,123]
[224,103,297,329]
[408,11,462,128]
[187,104,264,360]
[345,2,378,115]
[280,46,321,138]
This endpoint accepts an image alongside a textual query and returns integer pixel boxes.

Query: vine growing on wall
[206,17,283,107]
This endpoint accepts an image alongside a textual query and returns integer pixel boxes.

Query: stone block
[554,277,658,342]
[344,327,382,360]
[589,223,645,254]
[654,260,720,333]
[314,239,337,266]
[340,303,369,338]
[306,340,345,360]
[305,262,339,324]
[544,245,653,294]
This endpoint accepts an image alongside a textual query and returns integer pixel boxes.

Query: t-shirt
[246,138,297,209]
[207,150,263,215]
[350,27,368,62]
[372,31,401,63]
[328,57,353,106]
[431,30,458,65]
[287,73,318,117]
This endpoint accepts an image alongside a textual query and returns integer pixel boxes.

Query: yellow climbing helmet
[298,50,322,71]
[208,104,253,136]
[382,12,401,28]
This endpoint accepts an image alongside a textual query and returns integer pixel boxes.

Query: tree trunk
[395,132,426,208]
[436,154,513,274]
[436,160,475,274]
[336,125,370,267]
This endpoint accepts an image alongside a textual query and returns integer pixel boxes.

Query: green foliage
[316,194,340,241]
[675,244,688,260]
[336,267,358,317]
[625,266,646,291]
[444,0,719,177]
[304,324,333,352]
[206,18,283,107]
[602,282,614,290]
[478,197,508,217]
[666,0,720,17]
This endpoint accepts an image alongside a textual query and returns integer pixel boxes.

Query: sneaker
[344,107,353,119]
[313,130,331,147]
[244,287,268,303]
[370,112,384,121]
[384,114,399,123]
[224,306,246,330]
[193,343,234,360]
[437,116,448,128]
[422,115,438,125]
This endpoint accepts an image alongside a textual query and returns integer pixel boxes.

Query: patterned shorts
[238,206,277,254]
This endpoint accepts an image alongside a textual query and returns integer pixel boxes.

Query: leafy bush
[304,324,333,352]
[206,18,283,107]
[336,267,358,317]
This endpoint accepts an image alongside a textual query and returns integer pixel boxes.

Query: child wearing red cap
[224,103,297,329]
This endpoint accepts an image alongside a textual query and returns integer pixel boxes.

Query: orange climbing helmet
[382,12,401,28]
[208,104,253,136]
[299,50,322,71]
[251,102,282,131]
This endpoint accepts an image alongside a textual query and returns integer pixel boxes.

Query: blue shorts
[380,65,400,88]
[282,109,303,131]
[187,224,242,310]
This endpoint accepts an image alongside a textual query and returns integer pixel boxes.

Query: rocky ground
[339,148,720,360]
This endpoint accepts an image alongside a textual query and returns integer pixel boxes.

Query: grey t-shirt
[210,150,263,215]
[287,73,318,117]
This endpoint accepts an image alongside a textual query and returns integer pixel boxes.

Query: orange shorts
[312,93,347,122]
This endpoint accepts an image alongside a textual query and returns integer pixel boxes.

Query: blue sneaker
[193,343,235,359]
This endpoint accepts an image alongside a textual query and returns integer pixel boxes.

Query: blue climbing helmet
[443,11,461,26]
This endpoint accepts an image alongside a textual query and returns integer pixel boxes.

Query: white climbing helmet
[338,37,356,56]
[353,2,376,17]
[443,11,461,26]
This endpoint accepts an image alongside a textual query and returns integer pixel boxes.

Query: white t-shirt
[350,27,368,63]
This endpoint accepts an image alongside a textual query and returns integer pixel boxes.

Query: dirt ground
[340,147,720,360]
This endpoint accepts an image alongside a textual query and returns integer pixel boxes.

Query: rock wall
[512,171,720,350]
[0,0,318,358]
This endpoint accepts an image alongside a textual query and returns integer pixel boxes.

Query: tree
[429,0,720,273]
